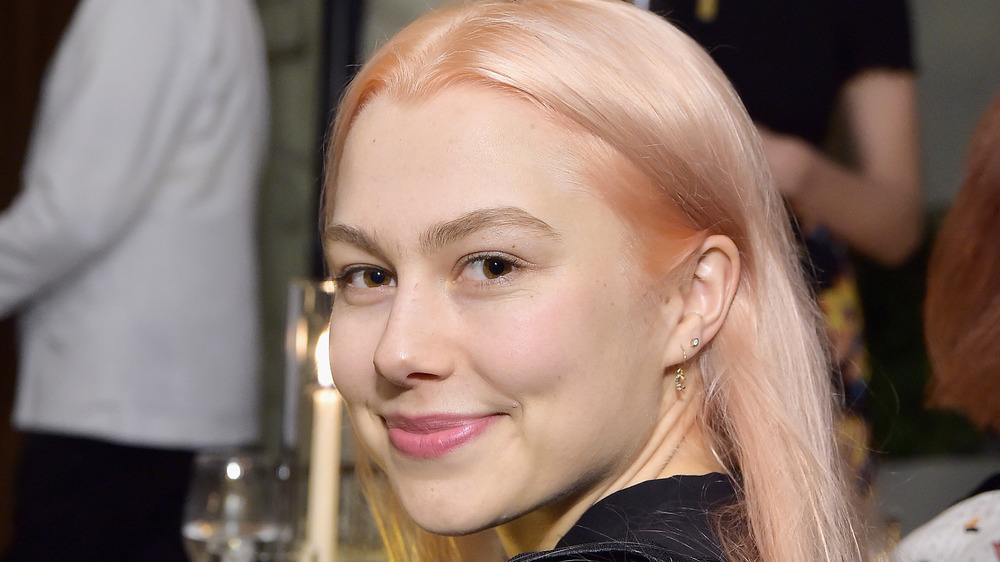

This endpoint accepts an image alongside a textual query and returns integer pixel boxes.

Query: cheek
[328,310,391,460]
[468,281,664,481]
[328,308,382,406]
[466,280,652,400]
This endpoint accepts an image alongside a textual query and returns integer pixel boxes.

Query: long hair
[924,92,1000,434]
[323,1,862,560]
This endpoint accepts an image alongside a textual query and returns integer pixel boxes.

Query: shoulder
[72,0,190,35]
[56,0,194,75]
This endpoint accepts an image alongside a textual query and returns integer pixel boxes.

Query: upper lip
[381,413,501,433]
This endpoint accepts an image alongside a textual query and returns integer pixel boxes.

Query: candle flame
[315,326,334,388]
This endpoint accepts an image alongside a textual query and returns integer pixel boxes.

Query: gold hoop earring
[675,350,687,392]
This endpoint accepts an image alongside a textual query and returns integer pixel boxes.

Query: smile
[383,414,501,459]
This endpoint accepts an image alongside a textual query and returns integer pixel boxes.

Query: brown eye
[364,268,391,287]
[339,266,395,289]
[482,258,513,279]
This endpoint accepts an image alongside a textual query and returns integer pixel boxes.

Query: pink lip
[383,414,501,459]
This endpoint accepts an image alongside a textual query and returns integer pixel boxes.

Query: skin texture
[324,86,735,556]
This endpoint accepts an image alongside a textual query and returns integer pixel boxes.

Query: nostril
[407,372,439,381]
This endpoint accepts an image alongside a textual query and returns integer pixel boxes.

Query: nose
[373,279,456,387]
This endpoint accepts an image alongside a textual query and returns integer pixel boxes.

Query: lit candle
[305,328,340,562]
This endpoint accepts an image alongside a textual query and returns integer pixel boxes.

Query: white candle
[305,326,340,562]
[305,386,341,562]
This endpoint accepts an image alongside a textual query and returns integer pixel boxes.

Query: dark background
[0,0,82,550]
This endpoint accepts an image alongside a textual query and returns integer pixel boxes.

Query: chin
[416,520,490,537]
[400,492,510,537]
[409,513,493,537]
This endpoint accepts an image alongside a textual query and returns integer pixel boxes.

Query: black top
[509,473,737,562]
[649,0,914,147]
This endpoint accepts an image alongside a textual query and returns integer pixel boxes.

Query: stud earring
[675,350,687,392]
[691,337,700,348]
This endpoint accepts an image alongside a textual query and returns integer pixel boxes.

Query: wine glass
[182,450,293,562]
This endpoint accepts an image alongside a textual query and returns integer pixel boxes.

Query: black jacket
[509,474,736,562]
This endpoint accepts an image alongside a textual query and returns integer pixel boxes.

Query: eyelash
[334,265,396,290]
[458,252,527,283]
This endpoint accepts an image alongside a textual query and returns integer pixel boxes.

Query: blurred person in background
[0,0,268,560]
[892,91,1000,561]
[647,0,924,484]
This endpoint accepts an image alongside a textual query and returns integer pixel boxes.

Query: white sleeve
[0,0,191,316]
[892,490,1000,561]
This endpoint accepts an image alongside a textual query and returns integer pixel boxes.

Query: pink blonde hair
[324,1,863,560]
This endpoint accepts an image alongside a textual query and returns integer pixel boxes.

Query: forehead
[330,86,593,220]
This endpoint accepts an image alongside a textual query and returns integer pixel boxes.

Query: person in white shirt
[0,1,268,559]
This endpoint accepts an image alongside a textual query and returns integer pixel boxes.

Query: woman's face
[325,86,680,535]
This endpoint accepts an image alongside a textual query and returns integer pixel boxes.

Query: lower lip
[387,416,500,459]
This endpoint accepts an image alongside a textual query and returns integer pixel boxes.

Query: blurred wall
[912,0,1000,208]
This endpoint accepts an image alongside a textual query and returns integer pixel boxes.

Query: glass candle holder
[283,279,384,562]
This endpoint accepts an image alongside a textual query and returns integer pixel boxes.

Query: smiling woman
[320,1,863,561]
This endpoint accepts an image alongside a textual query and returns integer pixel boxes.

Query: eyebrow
[324,206,561,257]
[421,206,561,251]
[323,223,388,263]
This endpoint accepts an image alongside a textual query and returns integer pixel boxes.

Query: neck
[453,530,508,562]
[496,371,724,556]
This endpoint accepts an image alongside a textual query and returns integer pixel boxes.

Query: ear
[662,234,741,365]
